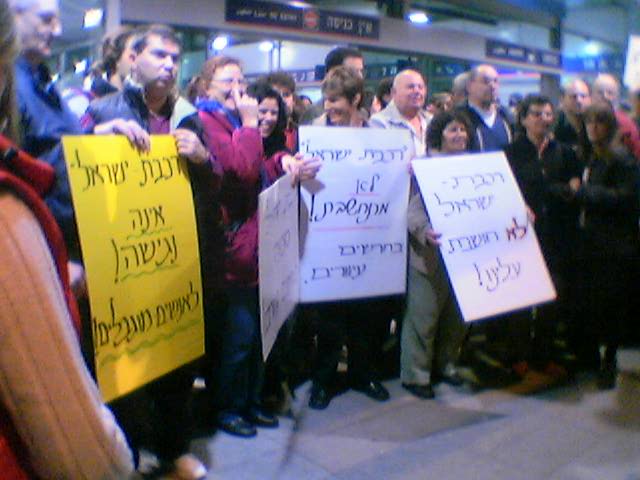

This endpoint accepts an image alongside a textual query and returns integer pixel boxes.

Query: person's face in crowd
[342,56,364,79]
[585,118,610,146]
[468,65,499,109]
[522,102,554,140]
[324,93,358,126]
[13,0,61,62]
[271,83,294,116]
[133,34,180,93]
[563,80,590,115]
[116,36,136,80]
[441,120,468,153]
[593,77,619,105]
[258,96,279,138]
[206,63,247,111]
[300,96,312,108]
[393,71,426,116]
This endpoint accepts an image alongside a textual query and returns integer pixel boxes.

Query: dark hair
[131,24,181,54]
[426,110,471,151]
[265,71,295,93]
[101,26,136,76]
[324,47,362,73]
[199,55,241,86]
[516,94,553,129]
[321,66,364,107]
[247,81,288,156]
[375,77,393,109]
[583,101,618,145]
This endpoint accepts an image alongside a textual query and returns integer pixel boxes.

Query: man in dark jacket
[12,0,82,258]
[84,24,222,480]
[457,64,513,152]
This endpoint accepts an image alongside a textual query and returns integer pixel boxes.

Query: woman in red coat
[196,57,318,438]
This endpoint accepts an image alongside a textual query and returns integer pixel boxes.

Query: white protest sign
[298,126,412,303]
[258,174,300,360]
[411,151,556,322]
[624,35,640,90]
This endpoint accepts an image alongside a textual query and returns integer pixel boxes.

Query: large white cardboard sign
[298,126,412,303]
[258,174,300,360]
[411,151,556,322]
[624,35,640,90]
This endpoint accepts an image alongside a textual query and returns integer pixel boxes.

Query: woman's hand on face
[232,88,258,128]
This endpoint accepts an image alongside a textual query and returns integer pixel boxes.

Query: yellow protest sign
[62,135,204,402]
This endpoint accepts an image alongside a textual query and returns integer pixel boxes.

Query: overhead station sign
[225,0,380,40]
[486,39,562,70]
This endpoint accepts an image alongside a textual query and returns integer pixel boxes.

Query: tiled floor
[193,349,640,480]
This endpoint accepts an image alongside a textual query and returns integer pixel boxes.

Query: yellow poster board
[62,135,204,402]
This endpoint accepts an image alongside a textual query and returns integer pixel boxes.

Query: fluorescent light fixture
[74,59,88,74]
[408,11,430,24]
[83,8,103,29]
[289,1,311,7]
[212,35,229,51]
[258,41,274,52]
[584,40,600,57]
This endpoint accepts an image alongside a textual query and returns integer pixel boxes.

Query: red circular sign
[303,9,319,30]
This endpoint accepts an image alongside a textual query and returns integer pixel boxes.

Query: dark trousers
[211,286,263,414]
[312,298,389,388]
[109,364,195,465]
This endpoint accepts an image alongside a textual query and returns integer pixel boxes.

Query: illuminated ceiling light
[74,59,88,74]
[289,1,311,7]
[258,41,274,52]
[408,11,430,24]
[83,8,103,29]
[584,40,600,57]
[211,35,229,51]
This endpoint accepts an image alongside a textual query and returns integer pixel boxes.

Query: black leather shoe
[309,384,331,410]
[353,380,390,402]
[245,408,279,428]
[402,383,435,399]
[217,413,257,438]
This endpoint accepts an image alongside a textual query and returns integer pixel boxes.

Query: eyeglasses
[527,109,553,119]
[213,77,247,86]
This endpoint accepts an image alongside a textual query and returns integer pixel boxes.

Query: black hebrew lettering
[308,194,390,224]
[111,233,178,283]
[473,257,522,292]
[355,173,380,194]
[357,146,408,163]
[93,281,200,349]
[300,140,352,162]
[338,242,403,256]
[139,155,183,187]
[446,231,500,254]
[433,193,494,217]
[441,172,505,190]
[505,217,528,241]
[71,148,130,191]
[129,205,166,235]
[310,263,367,281]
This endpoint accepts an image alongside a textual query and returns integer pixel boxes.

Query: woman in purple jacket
[196,56,318,437]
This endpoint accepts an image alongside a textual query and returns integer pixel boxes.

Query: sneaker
[402,383,435,399]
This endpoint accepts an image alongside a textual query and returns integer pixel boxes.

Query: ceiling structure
[56,0,637,59]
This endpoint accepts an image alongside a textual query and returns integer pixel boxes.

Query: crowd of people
[1,0,640,478]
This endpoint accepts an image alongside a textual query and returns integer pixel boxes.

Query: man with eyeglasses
[83,24,222,480]
[11,0,83,260]
[554,78,591,161]
[456,64,513,152]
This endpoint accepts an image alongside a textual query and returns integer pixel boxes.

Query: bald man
[456,64,513,152]
[554,78,591,159]
[370,69,431,156]
[593,73,640,161]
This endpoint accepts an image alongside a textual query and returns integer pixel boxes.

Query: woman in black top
[506,94,582,375]
[574,102,640,389]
